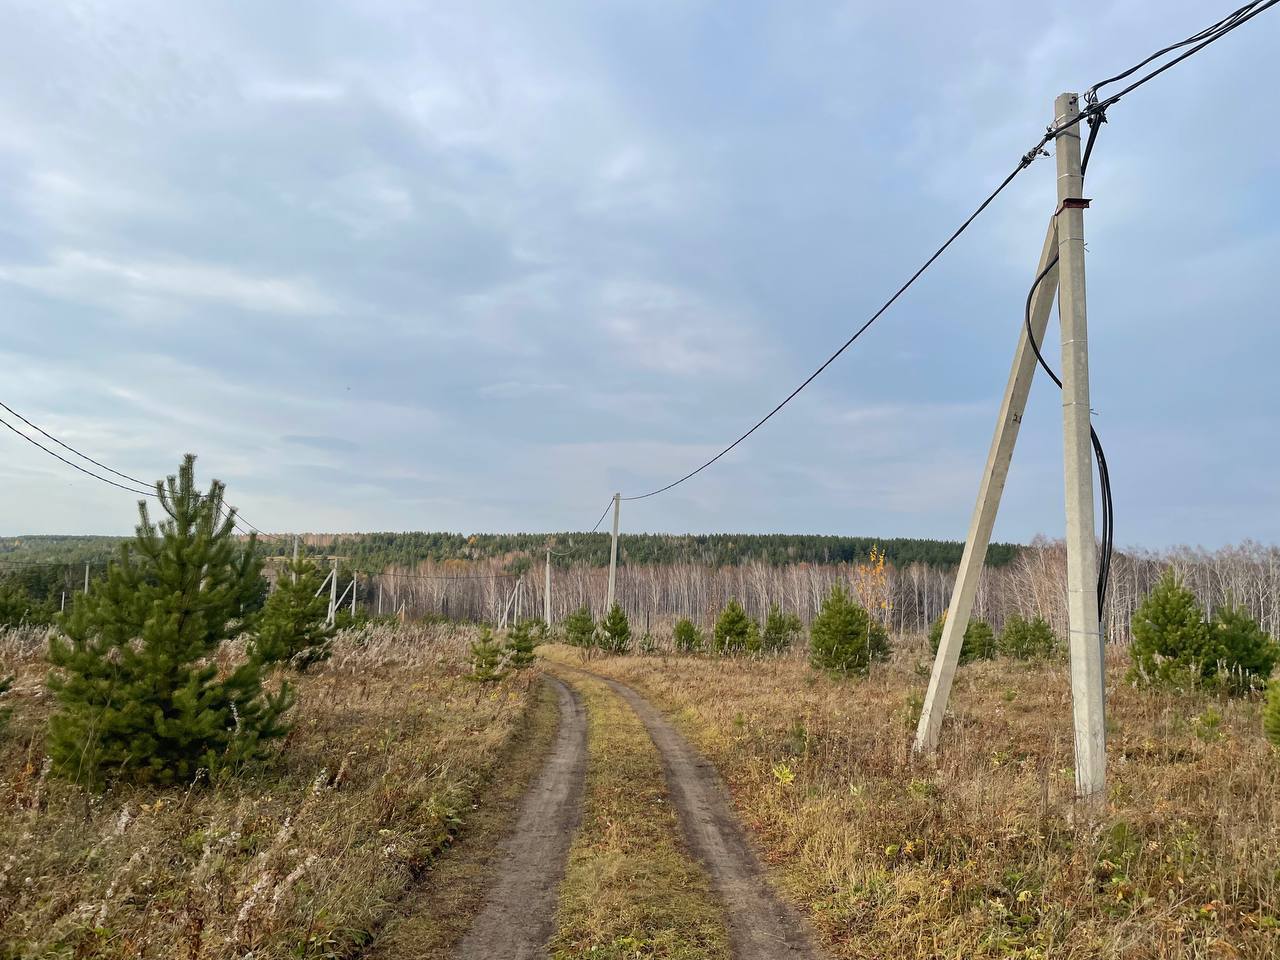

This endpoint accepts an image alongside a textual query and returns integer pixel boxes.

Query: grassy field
[0,624,542,960]
[566,641,1280,960]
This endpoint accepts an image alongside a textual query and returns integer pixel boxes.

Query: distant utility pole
[351,573,357,617]
[328,557,339,626]
[545,547,552,626]
[916,92,1106,804]
[377,584,383,616]
[606,492,620,612]
[292,536,299,583]
[83,562,90,595]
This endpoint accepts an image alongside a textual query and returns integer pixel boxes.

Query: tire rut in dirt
[452,676,587,960]
[597,673,823,959]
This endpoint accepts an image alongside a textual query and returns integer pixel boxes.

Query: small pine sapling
[673,618,704,654]
[809,583,889,676]
[46,455,293,787]
[714,599,759,655]
[998,613,1058,660]
[468,627,507,682]
[929,611,996,664]
[563,606,596,648]
[253,557,335,671]
[1128,571,1218,688]
[761,603,802,653]
[504,620,539,670]
[1210,603,1279,693]
[599,603,631,655]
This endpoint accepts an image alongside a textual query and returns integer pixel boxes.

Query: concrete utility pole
[328,558,339,625]
[545,548,552,626]
[606,493,621,612]
[1055,91,1106,802]
[915,218,1060,754]
[83,562,90,595]
[351,573,357,617]
[915,92,1105,804]
[292,536,299,583]
[377,584,383,616]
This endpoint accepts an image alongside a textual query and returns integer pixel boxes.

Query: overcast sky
[1,1,1276,547]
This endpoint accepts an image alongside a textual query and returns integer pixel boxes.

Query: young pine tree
[928,611,996,664]
[1210,603,1279,693]
[468,627,507,682]
[599,603,631,655]
[504,620,540,670]
[563,605,596,648]
[998,613,1058,660]
[253,557,335,671]
[714,598,759,654]
[47,456,293,787]
[672,617,704,654]
[761,603,802,654]
[1128,571,1218,687]
[809,583,889,676]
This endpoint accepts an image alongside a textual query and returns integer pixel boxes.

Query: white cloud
[0,250,336,316]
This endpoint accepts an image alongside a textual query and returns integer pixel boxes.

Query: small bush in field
[563,606,596,648]
[928,611,996,664]
[761,603,802,653]
[468,627,507,682]
[809,584,888,676]
[504,619,540,670]
[599,604,631,654]
[673,618,704,653]
[998,614,1058,660]
[714,599,759,654]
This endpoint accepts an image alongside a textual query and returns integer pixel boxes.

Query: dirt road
[574,667,822,959]
[452,676,588,960]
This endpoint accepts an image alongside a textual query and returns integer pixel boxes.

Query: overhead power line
[617,0,1277,503]
[0,400,280,541]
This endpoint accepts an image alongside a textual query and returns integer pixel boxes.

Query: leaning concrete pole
[915,216,1060,755]
[1054,92,1106,803]
[606,493,621,612]
[545,548,552,625]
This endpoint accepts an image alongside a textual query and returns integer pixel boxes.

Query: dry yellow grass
[573,642,1280,959]
[0,623,539,959]
[548,666,729,960]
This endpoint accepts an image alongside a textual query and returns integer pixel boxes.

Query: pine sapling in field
[928,611,996,664]
[998,613,1058,660]
[673,617,704,653]
[563,605,596,648]
[46,455,293,787]
[1210,603,1279,693]
[253,557,335,671]
[714,598,759,654]
[504,619,539,670]
[599,603,631,655]
[468,627,507,682]
[810,583,889,676]
[1128,571,1218,688]
[761,603,802,653]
